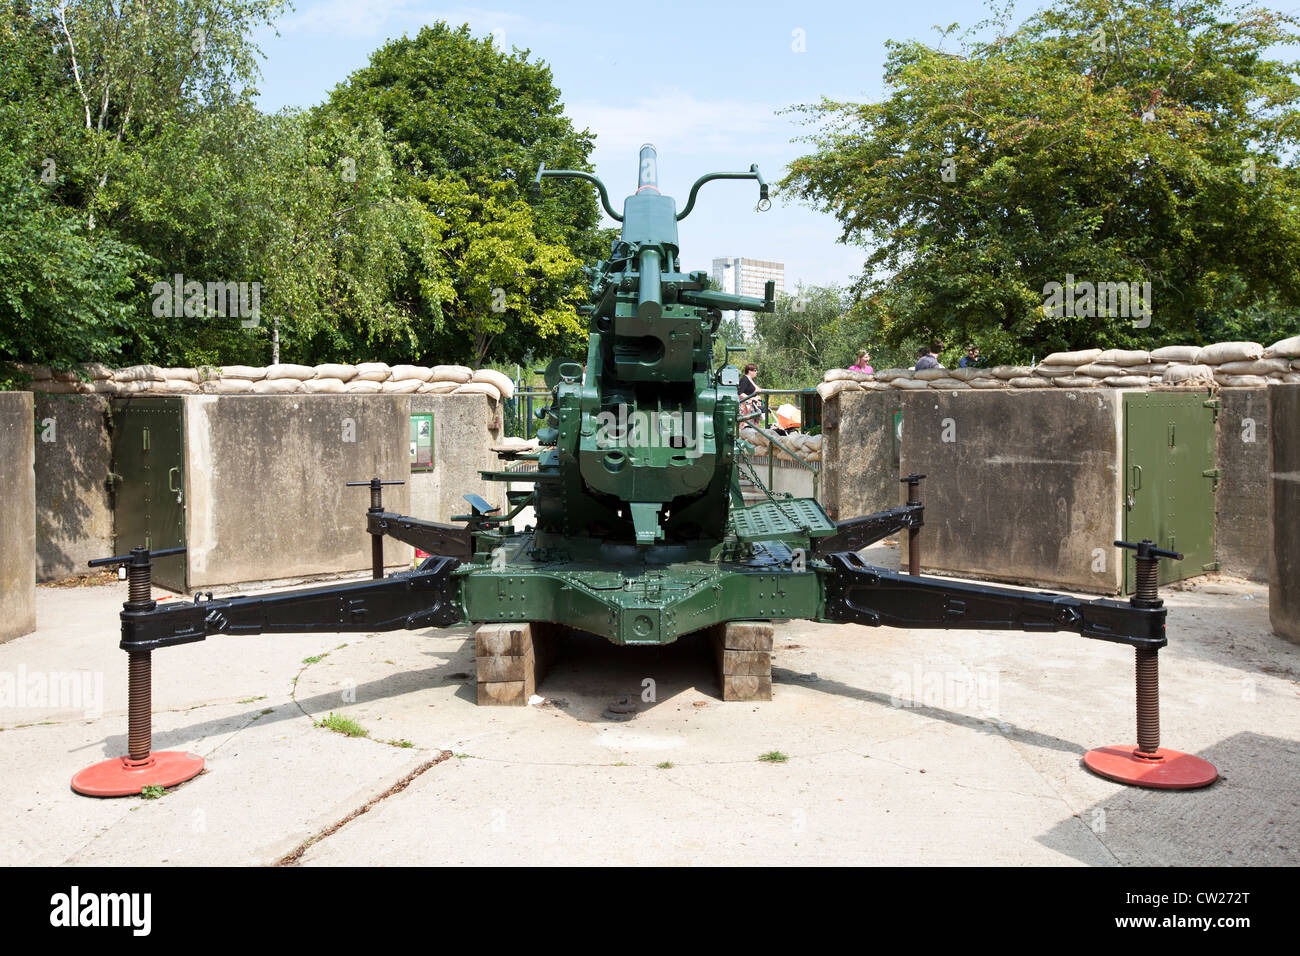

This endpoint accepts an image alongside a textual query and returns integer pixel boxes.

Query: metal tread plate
[730,498,835,542]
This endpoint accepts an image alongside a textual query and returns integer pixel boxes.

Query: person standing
[914,347,940,370]
[850,350,874,374]
[737,362,761,416]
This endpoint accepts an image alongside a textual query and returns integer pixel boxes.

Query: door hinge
[1203,398,1220,422]
[1203,468,1221,489]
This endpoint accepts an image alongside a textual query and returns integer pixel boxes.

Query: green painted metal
[111,399,186,591]
[455,146,835,644]
[1122,391,1217,593]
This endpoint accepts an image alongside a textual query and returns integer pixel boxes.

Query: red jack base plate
[1083,745,1218,790]
[71,751,205,798]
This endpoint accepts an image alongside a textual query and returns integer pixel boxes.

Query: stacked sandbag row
[817,335,1300,394]
[738,426,822,464]
[22,362,516,402]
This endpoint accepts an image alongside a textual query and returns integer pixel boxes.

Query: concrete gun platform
[2,549,1296,866]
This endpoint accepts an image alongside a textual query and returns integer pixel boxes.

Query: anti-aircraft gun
[74,145,1217,797]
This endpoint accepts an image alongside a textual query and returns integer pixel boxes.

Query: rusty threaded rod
[1135,647,1160,755]
[369,478,384,580]
[127,651,152,762]
[127,561,151,605]
[905,477,922,576]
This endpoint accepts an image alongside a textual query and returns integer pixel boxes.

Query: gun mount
[76,144,1218,797]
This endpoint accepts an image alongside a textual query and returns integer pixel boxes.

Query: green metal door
[1122,392,1217,593]
[111,399,186,591]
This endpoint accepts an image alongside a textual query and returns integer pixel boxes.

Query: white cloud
[282,1,522,40]
[568,87,792,161]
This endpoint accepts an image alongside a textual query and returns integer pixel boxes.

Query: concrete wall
[898,389,1125,594]
[184,395,414,588]
[821,390,900,521]
[1216,388,1271,581]
[1269,384,1300,644]
[0,393,36,642]
[32,394,113,581]
[407,394,504,526]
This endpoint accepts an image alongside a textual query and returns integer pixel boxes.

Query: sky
[248,0,1002,290]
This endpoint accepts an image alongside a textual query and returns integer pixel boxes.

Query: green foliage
[140,785,166,799]
[758,750,789,763]
[750,286,865,388]
[781,0,1300,360]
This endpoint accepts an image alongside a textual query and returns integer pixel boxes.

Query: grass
[140,785,166,800]
[656,761,674,770]
[302,654,325,664]
[453,752,473,759]
[758,751,789,763]
[237,695,267,704]
[315,712,368,738]
[385,739,414,748]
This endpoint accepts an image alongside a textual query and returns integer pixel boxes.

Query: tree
[321,22,605,365]
[781,0,1300,360]
[750,285,864,389]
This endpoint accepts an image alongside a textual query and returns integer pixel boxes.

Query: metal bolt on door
[111,399,187,591]
[1122,392,1217,593]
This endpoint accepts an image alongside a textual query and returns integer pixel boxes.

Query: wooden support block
[475,622,562,706]
[710,622,773,701]
[721,621,774,652]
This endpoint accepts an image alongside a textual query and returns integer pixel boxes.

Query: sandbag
[156,379,199,393]
[252,378,303,393]
[817,379,861,400]
[220,365,266,381]
[913,368,950,381]
[160,367,200,383]
[1195,342,1263,365]
[1162,365,1216,385]
[353,362,391,382]
[872,368,912,382]
[1214,358,1291,375]
[928,379,970,389]
[1032,365,1077,378]
[1052,376,1100,387]
[81,362,114,380]
[1263,335,1300,359]
[114,364,166,383]
[991,365,1033,379]
[1217,375,1269,387]
[1150,345,1200,363]
[453,382,502,402]
[1041,348,1102,366]
[862,381,894,390]
[381,379,423,393]
[345,380,383,393]
[302,378,347,393]
[1103,375,1153,387]
[432,364,473,384]
[265,363,315,381]
[472,368,515,401]
[1075,363,1126,378]
[29,381,82,393]
[200,379,255,394]
[418,381,461,394]
[949,367,983,381]
[892,379,931,389]
[968,378,1005,389]
[313,363,357,382]
[1095,349,1150,366]
[1009,377,1052,388]
[389,364,433,383]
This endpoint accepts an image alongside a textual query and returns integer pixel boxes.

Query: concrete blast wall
[185,395,414,588]
[407,394,504,527]
[32,395,114,582]
[0,393,36,642]
[1216,389,1271,581]
[821,391,900,521]
[1269,384,1300,644]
